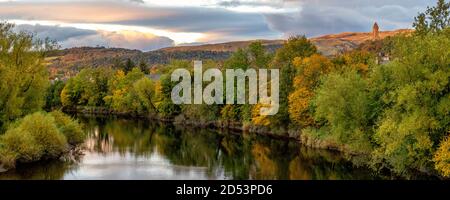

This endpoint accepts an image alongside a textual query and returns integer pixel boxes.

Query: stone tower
[372,22,380,39]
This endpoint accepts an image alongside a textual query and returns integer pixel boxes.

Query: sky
[0,0,431,51]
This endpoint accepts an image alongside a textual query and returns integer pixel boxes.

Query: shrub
[16,112,68,158]
[0,128,42,163]
[50,110,85,145]
[0,112,76,167]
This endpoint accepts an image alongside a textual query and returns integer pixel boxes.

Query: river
[0,115,389,180]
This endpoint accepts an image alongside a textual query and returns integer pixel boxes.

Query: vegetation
[2,1,449,178]
[0,22,84,169]
[0,112,83,168]
[0,23,53,131]
[52,1,449,176]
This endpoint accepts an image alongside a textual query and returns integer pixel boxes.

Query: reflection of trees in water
[81,116,381,180]
[288,147,377,180]
[82,116,156,156]
[0,161,75,180]
[0,116,383,180]
[152,126,221,177]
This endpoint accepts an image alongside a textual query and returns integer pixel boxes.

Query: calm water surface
[0,116,385,180]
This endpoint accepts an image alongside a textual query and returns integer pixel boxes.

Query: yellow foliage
[251,103,271,126]
[340,51,373,75]
[288,54,334,127]
[434,135,450,177]
[288,88,314,127]
[60,87,71,107]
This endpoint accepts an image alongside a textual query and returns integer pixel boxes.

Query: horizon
[0,0,428,51]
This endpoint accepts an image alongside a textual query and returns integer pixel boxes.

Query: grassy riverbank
[0,111,84,170]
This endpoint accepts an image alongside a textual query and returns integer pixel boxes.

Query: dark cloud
[128,0,144,3]
[218,0,241,7]
[14,24,97,41]
[0,0,432,44]
[112,7,277,38]
[264,0,429,37]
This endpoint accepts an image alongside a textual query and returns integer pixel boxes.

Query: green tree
[133,77,157,113]
[139,59,148,74]
[61,67,114,107]
[313,70,373,152]
[45,80,65,110]
[248,41,271,69]
[0,22,54,129]
[371,30,450,175]
[413,0,450,35]
[124,58,135,73]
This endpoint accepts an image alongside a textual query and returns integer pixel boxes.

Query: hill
[46,29,412,79]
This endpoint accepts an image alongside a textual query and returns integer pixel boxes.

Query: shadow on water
[0,115,417,180]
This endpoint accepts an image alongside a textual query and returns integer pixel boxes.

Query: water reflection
[0,116,382,180]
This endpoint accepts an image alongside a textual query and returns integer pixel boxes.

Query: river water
[0,116,388,180]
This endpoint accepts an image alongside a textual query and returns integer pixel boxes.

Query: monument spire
[372,22,380,39]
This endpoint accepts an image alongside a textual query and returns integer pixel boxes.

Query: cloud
[264,0,429,37]
[62,30,174,51]
[0,0,432,46]
[14,24,97,41]
[14,24,174,51]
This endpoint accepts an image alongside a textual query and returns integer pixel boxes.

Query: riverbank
[0,111,85,172]
[64,106,365,155]
[64,107,446,179]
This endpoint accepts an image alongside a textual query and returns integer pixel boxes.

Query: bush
[15,112,68,158]
[0,111,84,168]
[50,110,85,145]
[0,129,41,165]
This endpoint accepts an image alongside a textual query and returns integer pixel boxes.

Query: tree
[413,0,450,35]
[224,48,250,70]
[0,22,54,129]
[248,41,271,69]
[139,59,148,74]
[104,68,145,112]
[133,77,157,113]
[45,80,65,110]
[288,54,334,127]
[313,70,373,152]
[271,36,318,127]
[371,30,450,175]
[124,58,135,73]
[272,36,317,66]
[61,67,114,107]
[333,50,375,76]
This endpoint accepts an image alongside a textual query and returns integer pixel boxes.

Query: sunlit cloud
[11,19,205,45]
[0,0,430,50]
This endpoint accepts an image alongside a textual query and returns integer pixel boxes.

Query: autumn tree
[271,36,318,127]
[288,54,334,127]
